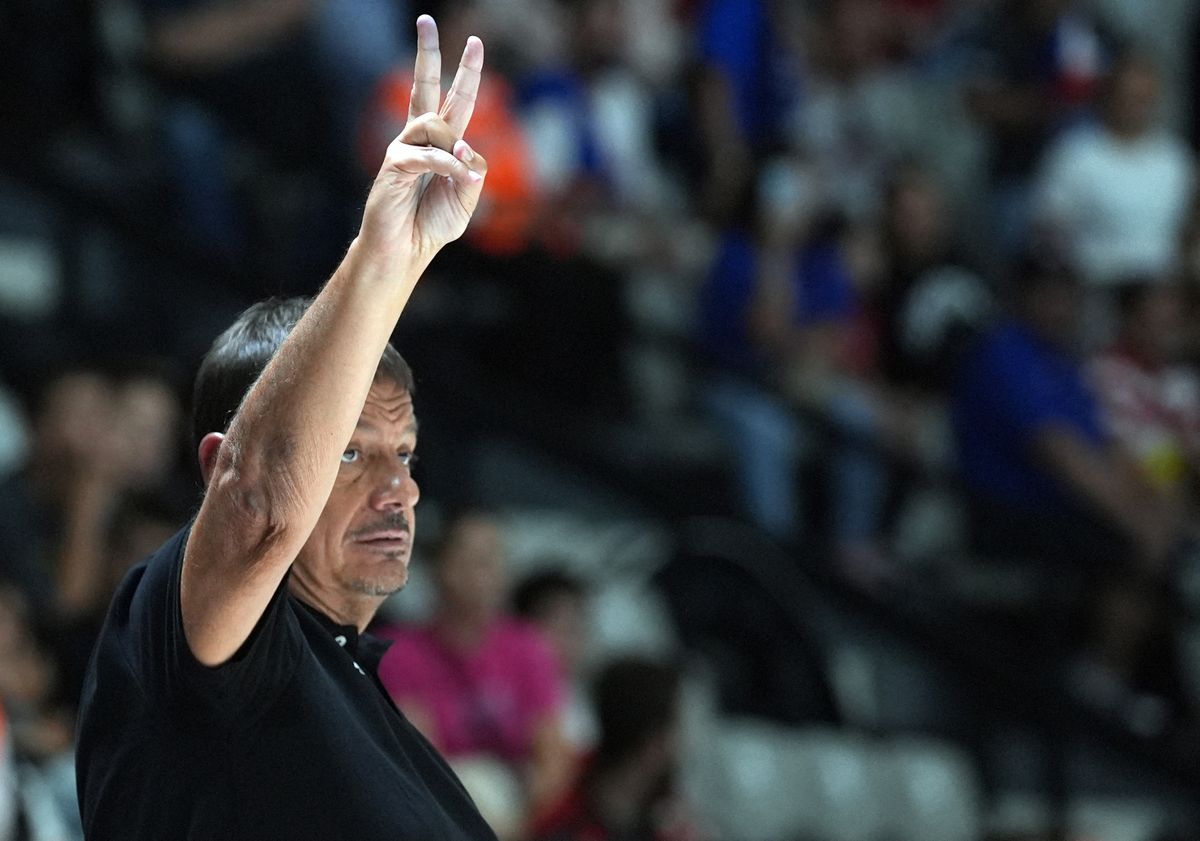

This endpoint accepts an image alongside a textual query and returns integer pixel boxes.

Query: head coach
[75,15,499,840]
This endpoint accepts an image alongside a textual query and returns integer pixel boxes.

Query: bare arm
[1035,426,1175,567]
[525,715,575,817]
[55,471,119,617]
[181,16,488,667]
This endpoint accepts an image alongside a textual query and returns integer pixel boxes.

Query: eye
[399,450,418,468]
[341,449,360,464]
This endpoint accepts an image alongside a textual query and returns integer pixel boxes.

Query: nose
[368,470,419,511]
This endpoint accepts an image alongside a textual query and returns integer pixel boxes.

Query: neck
[288,570,381,632]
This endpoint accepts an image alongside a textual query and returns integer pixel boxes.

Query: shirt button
[334,635,347,647]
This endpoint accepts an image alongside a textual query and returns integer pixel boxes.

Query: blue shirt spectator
[952,318,1107,514]
[695,0,790,147]
[696,229,856,377]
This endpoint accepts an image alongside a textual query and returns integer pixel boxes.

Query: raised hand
[359,15,488,265]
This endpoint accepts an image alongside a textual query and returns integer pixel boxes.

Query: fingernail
[468,170,483,183]
[456,140,475,162]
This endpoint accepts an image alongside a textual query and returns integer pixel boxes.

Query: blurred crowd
[6,0,1200,838]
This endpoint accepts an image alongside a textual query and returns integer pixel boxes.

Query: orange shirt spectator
[362,69,539,256]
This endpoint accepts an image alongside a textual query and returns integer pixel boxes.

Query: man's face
[1024,277,1082,347]
[296,378,420,599]
[1107,62,1158,138]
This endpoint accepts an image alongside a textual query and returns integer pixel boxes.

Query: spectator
[0,365,182,607]
[1088,280,1200,507]
[516,0,676,260]
[689,0,799,222]
[875,163,993,394]
[951,252,1187,721]
[952,251,1178,569]
[0,368,117,613]
[1033,51,1194,343]
[361,2,540,258]
[965,0,1116,254]
[0,364,185,702]
[0,585,79,839]
[377,510,574,833]
[792,0,924,222]
[697,166,906,584]
[513,567,598,752]
[135,0,406,263]
[530,657,700,841]
[695,171,807,540]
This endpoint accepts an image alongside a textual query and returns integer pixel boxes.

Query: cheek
[321,487,364,542]
[334,462,366,487]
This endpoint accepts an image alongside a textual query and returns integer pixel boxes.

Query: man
[1035,52,1194,291]
[75,15,496,840]
[1089,280,1200,499]
[951,252,1187,719]
[952,251,1178,569]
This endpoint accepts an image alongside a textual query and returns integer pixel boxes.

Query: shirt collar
[294,599,394,674]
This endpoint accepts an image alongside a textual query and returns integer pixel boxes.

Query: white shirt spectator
[1035,123,1194,286]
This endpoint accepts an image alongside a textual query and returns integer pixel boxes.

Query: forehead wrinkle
[353,415,418,442]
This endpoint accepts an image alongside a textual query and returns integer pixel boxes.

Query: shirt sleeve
[132,527,304,730]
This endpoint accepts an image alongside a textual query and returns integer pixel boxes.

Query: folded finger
[391,144,483,187]
[441,36,484,138]
[408,15,442,121]
[398,113,458,153]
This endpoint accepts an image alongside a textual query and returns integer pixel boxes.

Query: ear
[197,432,225,488]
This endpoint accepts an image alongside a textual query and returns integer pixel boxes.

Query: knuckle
[383,137,405,163]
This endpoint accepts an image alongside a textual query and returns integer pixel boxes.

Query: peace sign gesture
[359,15,488,266]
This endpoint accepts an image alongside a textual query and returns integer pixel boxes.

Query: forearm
[1036,427,1161,540]
[525,718,574,815]
[55,475,118,617]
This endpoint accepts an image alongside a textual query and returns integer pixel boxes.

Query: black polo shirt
[76,525,497,840]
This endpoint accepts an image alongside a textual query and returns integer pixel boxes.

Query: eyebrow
[354,417,420,435]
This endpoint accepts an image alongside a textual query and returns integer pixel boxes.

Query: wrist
[342,236,432,293]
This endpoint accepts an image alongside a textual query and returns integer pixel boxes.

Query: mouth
[351,530,410,553]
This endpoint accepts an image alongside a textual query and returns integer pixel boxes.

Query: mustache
[346,512,410,541]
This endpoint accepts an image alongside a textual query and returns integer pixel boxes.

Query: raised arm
[181,16,487,667]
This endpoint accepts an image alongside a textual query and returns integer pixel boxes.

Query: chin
[344,573,409,598]
[340,558,410,598]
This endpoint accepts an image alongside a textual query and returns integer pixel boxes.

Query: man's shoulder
[114,523,193,613]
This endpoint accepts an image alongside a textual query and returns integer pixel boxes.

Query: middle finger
[441,36,484,138]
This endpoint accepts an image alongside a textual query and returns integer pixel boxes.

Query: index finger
[441,36,484,138]
[408,15,442,121]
